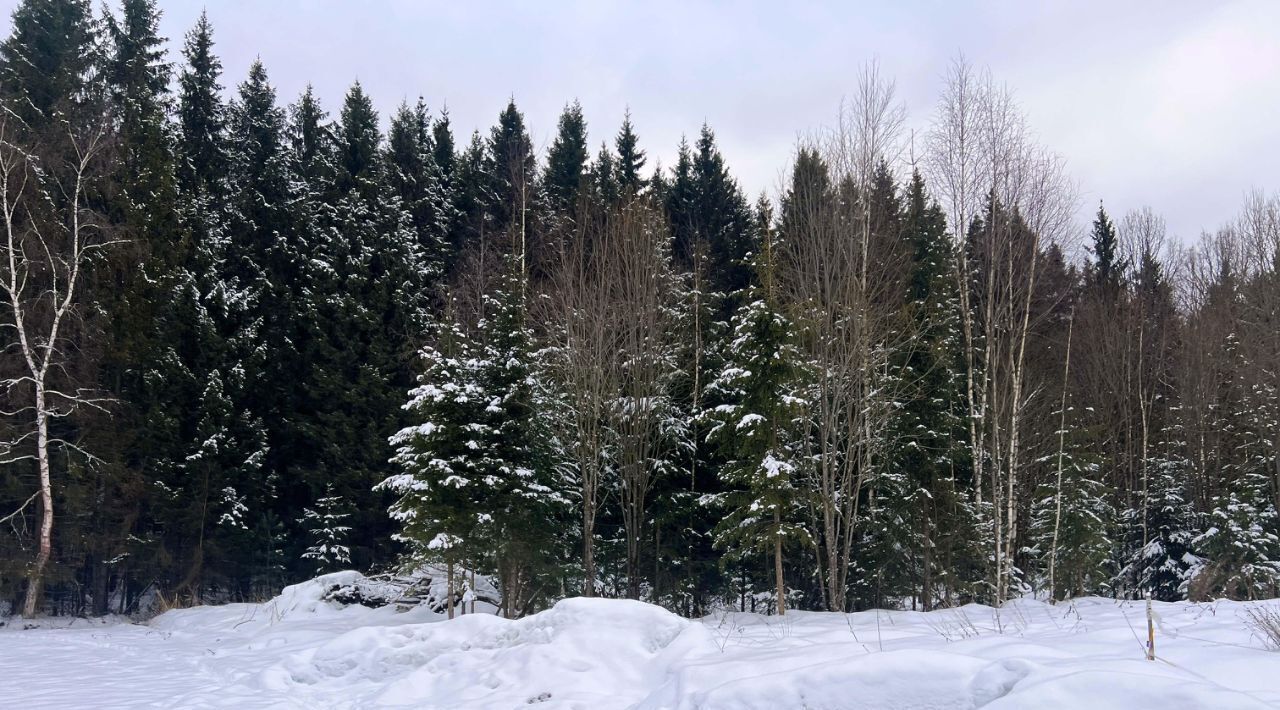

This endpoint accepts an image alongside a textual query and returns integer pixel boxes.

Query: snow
[2,576,1279,709]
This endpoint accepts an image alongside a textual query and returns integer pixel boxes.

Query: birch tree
[0,107,113,617]
[778,65,911,611]
[926,57,1075,601]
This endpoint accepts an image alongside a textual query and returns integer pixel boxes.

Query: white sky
[5,0,1279,242]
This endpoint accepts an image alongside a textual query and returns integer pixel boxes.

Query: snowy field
[2,574,1279,709]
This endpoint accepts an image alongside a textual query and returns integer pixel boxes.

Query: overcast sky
[6,0,1278,243]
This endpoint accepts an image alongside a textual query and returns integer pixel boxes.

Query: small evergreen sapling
[301,485,352,573]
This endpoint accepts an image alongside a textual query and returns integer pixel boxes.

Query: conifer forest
[5,0,1280,623]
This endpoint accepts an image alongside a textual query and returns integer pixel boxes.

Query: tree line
[1,0,1278,618]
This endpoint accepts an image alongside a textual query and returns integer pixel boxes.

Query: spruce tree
[887,171,978,609]
[432,109,456,181]
[381,319,487,572]
[1190,339,1280,600]
[386,98,451,274]
[176,11,222,197]
[300,484,353,573]
[141,12,270,603]
[1194,469,1280,600]
[0,0,96,126]
[486,100,537,244]
[289,85,334,184]
[667,125,754,295]
[385,262,568,617]
[91,0,190,613]
[220,60,303,589]
[615,110,647,196]
[1116,421,1199,601]
[293,81,433,573]
[542,100,589,213]
[1029,442,1113,600]
[450,131,492,258]
[1087,203,1124,295]
[703,198,808,614]
[590,142,620,207]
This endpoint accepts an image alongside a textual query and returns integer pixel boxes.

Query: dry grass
[1243,605,1280,650]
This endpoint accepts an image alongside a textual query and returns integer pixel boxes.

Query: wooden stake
[1146,594,1156,661]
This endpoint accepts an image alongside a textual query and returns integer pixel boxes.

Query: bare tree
[778,65,911,611]
[1232,192,1280,510]
[0,108,113,617]
[925,56,987,510]
[927,56,1076,601]
[538,198,619,595]
[1117,208,1175,544]
[603,197,678,600]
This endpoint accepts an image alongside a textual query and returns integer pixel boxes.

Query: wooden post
[446,561,454,620]
[1146,594,1156,661]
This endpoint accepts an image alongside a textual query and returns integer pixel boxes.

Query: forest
[1,0,1278,620]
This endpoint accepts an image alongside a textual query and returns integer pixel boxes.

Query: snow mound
[265,597,698,707]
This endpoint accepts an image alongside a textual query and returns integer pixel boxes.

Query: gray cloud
[4,0,1275,241]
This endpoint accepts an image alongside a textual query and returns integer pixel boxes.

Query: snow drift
[2,572,1279,709]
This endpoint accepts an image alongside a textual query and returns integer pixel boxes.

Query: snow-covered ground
[2,573,1279,709]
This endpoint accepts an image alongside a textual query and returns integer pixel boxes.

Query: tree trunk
[446,560,455,619]
[582,502,596,597]
[22,395,52,618]
[1049,312,1074,603]
[774,510,786,616]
